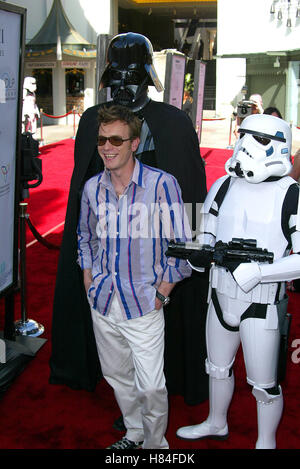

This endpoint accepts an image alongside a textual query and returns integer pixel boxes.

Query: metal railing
[39,106,81,145]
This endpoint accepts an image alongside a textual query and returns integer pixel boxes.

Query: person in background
[248,94,264,114]
[290,148,300,182]
[262,106,300,182]
[234,93,264,139]
[78,104,192,449]
[264,106,282,119]
[176,113,300,449]
[22,77,40,138]
[50,33,209,411]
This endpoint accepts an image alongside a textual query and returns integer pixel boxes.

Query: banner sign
[164,52,186,109]
[167,53,186,109]
[26,61,57,69]
[61,61,90,69]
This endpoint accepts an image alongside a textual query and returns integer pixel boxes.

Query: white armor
[177,115,300,449]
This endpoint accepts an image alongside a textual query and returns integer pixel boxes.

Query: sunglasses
[97,136,132,147]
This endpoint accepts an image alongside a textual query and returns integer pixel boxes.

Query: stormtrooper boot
[176,374,234,440]
[253,386,283,449]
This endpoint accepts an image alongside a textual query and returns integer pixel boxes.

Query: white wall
[10,0,119,117]
[7,0,51,41]
[216,0,300,117]
[215,57,246,117]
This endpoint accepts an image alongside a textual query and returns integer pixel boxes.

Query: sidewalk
[36,111,300,154]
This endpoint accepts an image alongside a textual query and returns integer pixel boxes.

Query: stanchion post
[73,106,76,140]
[14,202,45,337]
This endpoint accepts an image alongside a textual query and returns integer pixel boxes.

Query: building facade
[11,0,118,123]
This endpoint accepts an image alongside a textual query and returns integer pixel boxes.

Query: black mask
[100,33,163,112]
[108,69,149,111]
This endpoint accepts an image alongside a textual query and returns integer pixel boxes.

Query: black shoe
[106,437,143,450]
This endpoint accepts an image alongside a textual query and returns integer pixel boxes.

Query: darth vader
[50,33,208,406]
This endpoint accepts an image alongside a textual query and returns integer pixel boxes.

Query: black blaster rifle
[166,238,274,270]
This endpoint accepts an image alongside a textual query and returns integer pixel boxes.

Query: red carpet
[0,139,299,450]
[201,146,229,189]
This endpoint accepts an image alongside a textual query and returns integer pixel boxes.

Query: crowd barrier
[39,107,300,150]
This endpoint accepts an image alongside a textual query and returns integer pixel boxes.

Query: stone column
[84,62,96,111]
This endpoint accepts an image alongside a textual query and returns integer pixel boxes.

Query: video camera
[236,100,256,118]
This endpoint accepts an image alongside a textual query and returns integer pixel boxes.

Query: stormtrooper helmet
[24,76,37,94]
[225,114,292,183]
[100,32,163,111]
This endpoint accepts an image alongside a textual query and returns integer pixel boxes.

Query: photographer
[233,93,264,138]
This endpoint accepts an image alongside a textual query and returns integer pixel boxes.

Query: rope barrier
[203,117,226,121]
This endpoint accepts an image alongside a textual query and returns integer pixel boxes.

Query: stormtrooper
[176,113,300,449]
[22,76,40,137]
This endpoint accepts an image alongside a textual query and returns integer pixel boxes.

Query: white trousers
[90,295,169,449]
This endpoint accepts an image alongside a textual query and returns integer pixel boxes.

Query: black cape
[49,99,209,404]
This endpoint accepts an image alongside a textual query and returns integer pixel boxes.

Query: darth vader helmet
[100,32,163,111]
[225,114,292,183]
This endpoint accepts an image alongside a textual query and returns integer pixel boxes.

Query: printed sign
[0,5,22,294]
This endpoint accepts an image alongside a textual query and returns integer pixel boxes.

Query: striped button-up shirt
[77,158,192,320]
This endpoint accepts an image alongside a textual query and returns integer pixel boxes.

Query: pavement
[35,110,300,155]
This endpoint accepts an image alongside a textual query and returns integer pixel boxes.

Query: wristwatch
[156,290,170,306]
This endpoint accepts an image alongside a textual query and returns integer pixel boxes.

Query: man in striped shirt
[77,105,191,450]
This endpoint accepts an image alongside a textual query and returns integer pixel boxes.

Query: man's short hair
[98,104,142,139]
